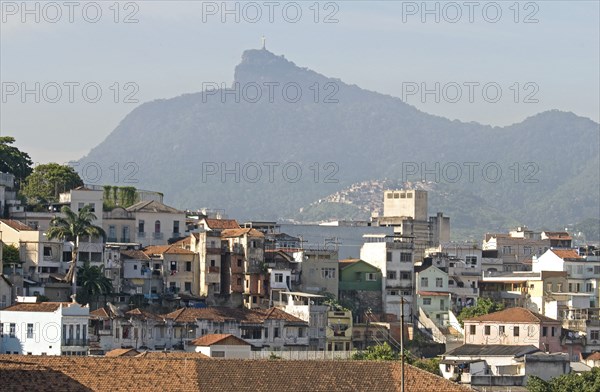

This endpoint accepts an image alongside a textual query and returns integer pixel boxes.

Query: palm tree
[46,205,105,299]
[77,263,113,308]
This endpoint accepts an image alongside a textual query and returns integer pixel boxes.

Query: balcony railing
[107,237,118,242]
[62,339,88,346]
[138,232,146,238]
[153,232,164,240]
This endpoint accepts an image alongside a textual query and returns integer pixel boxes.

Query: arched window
[154,220,161,233]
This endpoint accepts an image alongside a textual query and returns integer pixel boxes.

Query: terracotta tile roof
[90,308,110,320]
[543,231,572,240]
[0,356,470,392]
[585,351,600,361]
[163,307,306,325]
[172,236,191,247]
[134,351,210,359]
[0,356,199,391]
[418,291,451,296]
[191,334,251,346]
[221,228,265,238]
[0,219,34,231]
[550,249,583,260]
[465,307,560,324]
[120,249,150,260]
[104,348,139,357]
[1,302,75,312]
[125,308,164,321]
[204,218,240,230]
[143,245,195,256]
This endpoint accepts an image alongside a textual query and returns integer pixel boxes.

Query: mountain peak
[234,49,320,85]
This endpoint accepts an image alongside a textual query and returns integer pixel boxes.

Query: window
[170,261,177,272]
[440,299,445,310]
[499,325,505,335]
[43,246,52,257]
[26,323,34,339]
[154,220,161,233]
[557,283,563,292]
[587,283,594,293]
[138,220,145,233]
[523,246,532,256]
[186,262,192,272]
[212,351,225,357]
[298,327,304,338]
[514,326,520,337]
[237,278,242,286]
[90,252,102,262]
[0,324,3,337]
[122,226,130,242]
[503,246,512,255]
[386,252,392,262]
[595,266,600,274]
[400,272,411,280]
[546,283,552,292]
[274,273,283,283]
[577,265,584,275]
[173,220,180,234]
[551,327,556,337]
[274,327,280,338]
[9,323,15,338]
[237,259,242,267]
[466,256,477,265]
[485,326,491,335]
[421,277,429,287]
[322,268,336,279]
[387,271,397,280]
[210,259,216,267]
[366,273,376,281]
[108,225,116,240]
[185,282,192,292]
[436,278,443,288]
[591,330,600,340]
[400,252,412,262]
[423,298,431,305]
[542,327,547,337]
[388,290,398,296]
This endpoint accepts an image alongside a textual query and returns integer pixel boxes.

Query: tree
[457,297,504,326]
[76,263,112,308]
[21,163,83,204]
[2,244,21,265]
[527,368,600,392]
[352,342,397,360]
[0,136,33,190]
[46,205,105,298]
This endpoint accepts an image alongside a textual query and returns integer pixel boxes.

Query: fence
[251,350,355,360]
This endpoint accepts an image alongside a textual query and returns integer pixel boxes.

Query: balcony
[208,266,220,273]
[138,232,146,238]
[207,247,222,255]
[152,232,164,240]
[62,339,88,346]
[121,237,131,243]
[107,237,118,243]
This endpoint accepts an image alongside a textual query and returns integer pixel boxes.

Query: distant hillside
[78,49,600,236]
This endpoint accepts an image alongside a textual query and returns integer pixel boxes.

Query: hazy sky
[1,1,599,164]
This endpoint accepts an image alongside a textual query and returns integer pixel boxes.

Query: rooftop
[444,344,539,357]
[0,219,35,232]
[550,249,583,260]
[1,302,77,312]
[163,306,306,325]
[126,200,183,214]
[465,307,560,324]
[203,218,240,230]
[0,356,471,391]
[191,334,251,346]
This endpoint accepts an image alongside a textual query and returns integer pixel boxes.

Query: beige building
[127,200,186,247]
[143,245,199,297]
[293,249,339,299]
[103,207,136,243]
[383,189,428,220]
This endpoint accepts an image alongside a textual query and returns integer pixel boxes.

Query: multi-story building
[482,227,554,272]
[103,207,136,244]
[128,200,186,247]
[360,234,414,321]
[0,300,89,355]
[163,306,309,351]
[326,310,353,352]
[274,291,328,350]
[188,231,223,302]
[338,259,383,319]
[0,219,66,282]
[221,228,267,308]
[293,248,339,299]
[533,249,600,308]
[143,245,198,298]
[463,307,563,353]
[415,262,451,326]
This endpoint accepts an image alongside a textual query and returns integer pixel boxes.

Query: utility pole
[400,296,405,392]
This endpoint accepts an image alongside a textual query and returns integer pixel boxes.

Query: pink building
[464,307,562,353]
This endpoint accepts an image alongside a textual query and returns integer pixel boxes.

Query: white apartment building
[0,300,89,355]
[360,234,414,320]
